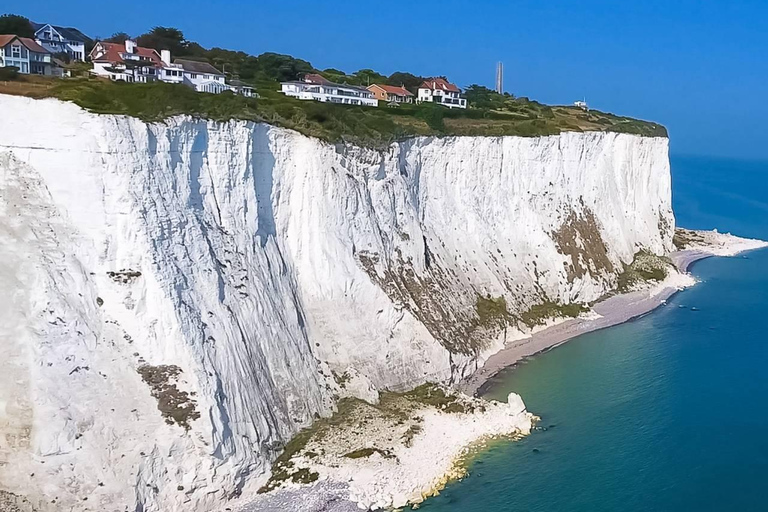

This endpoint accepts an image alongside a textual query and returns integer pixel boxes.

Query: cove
[418,155,768,512]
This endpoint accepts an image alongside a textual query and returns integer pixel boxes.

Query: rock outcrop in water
[0,94,672,511]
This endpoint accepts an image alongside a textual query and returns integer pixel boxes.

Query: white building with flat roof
[280,73,377,107]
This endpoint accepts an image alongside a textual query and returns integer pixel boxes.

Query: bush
[416,104,445,131]
[0,66,20,81]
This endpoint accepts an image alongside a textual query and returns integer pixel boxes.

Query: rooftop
[420,77,460,93]
[0,35,49,54]
[91,41,162,66]
[369,84,414,97]
[174,59,224,75]
[31,22,90,43]
[283,74,372,93]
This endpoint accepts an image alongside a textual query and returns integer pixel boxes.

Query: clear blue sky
[15,0,768,159]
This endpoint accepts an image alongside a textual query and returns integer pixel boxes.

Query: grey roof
[281,79,370,93]
[32,22,90,43]
[174,59,223,75]
[229,79,253,88]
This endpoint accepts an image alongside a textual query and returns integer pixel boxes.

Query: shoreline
[241,230,767,512]
[462,233,768,397]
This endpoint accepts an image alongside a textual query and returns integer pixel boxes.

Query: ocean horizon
[417,154,768,512]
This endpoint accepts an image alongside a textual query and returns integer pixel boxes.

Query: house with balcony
[417,77,467,109]
[158,50,254,96]
[229,79,255,98]
[280,73,377,107]
[32,22,90,62]
[367,84,414,105]
[173,57,228,93]
[90,40,164,82]
[0,35,52,75]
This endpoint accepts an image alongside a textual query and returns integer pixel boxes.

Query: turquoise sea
[418,155,768,512]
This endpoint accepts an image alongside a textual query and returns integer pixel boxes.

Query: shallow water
[417,155,768,512]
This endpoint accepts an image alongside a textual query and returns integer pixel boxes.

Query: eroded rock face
[0,94,673,511]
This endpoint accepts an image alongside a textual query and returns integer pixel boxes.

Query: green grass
[343,447,394,459]
[475,295,514,328]
[1,75,667,148]
[616,251,673,292]
[403,383,468,413]
[520,301,589,327]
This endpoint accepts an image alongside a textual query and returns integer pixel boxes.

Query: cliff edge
[0,94,672,511]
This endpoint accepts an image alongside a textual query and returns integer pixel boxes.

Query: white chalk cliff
[0,94,672,511]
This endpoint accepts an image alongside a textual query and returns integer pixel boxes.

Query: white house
[229,79,255,98]
[0,35,52,75]
[90,42,253,96]
[169,56,228,93]
[417,77,467,109]
[160,51,254,96]
[90,40,164,82]
[32,22,89,62]
[280,73,377,107]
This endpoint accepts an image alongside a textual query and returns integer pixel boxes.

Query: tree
[255,52,313,82]
[0,14,34,37]
[320,67,349,83]
[104,32,130,43]
[386,72,425,94]
[464,84,507,110]
[353,68,386,86]
[135,26,197,57]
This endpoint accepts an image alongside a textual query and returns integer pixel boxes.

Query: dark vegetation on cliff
[0,22,666,147]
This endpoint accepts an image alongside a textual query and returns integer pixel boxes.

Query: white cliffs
[0,94,672,511]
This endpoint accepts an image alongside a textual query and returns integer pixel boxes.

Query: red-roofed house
[417,77,466,109]
[0,35,53,75]
[89,42,253,95]
[89,39,175,83]
[367,84,414,104]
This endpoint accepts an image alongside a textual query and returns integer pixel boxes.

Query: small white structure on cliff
[574,99,589,111]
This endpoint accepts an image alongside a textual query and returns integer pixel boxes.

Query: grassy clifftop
[1,76,667,147]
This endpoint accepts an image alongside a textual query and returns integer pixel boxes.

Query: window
[11,45,21,58]
[190,73,197,79]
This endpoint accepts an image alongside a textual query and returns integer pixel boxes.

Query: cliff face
[0,94,672,511]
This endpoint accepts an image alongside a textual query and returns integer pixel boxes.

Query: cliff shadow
[250,124,278,248]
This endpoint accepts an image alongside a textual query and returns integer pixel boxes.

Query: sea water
[417,155,768,512]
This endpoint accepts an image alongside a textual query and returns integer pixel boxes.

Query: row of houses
[89,39,253,96]
[0,22,89,75]
[0,21,252,96]
[1,19,466,106]
[280,74,468,109]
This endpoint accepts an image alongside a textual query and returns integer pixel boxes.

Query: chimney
[161,49,171,66]
[124,39,136,54]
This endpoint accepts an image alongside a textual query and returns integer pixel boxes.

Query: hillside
[0,75,666,147]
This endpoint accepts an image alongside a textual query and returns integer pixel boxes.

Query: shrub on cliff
[417,104,446,132]
[0,66,19,81]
